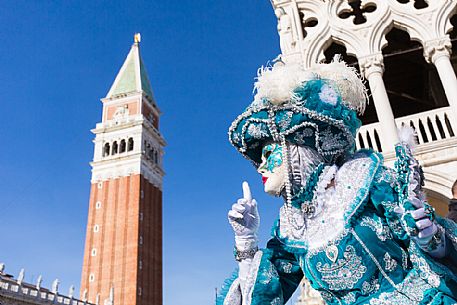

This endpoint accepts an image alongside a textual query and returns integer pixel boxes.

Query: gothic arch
[303,24,332,66]
[437,1,457,36]
[367,13,393,55]
[394,15,431,43]
[277,0,457,66]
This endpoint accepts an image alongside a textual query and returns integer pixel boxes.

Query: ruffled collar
[273,151,382,253]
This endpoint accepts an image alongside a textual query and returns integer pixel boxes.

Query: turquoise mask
[259,143,283,173]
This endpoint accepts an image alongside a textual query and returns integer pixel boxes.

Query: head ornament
[228,56,367,165]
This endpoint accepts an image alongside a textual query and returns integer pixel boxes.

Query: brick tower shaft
[80,35,165,305]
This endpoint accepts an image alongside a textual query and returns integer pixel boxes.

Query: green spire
[106,34,155,100]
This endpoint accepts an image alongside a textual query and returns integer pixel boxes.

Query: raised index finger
[242,181,252,201]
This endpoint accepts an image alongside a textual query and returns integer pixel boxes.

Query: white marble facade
[268,1,457,304]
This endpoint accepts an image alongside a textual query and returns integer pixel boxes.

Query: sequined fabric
[217,151,457,305]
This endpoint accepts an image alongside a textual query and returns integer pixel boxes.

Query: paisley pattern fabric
[315,245,367,290]
[217,151,457,305]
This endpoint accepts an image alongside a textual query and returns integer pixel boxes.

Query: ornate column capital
[423,37,452,64]
[359,53,384,79]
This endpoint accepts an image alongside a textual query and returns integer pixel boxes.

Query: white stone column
[359,53,399,152]
[424,37,457,121]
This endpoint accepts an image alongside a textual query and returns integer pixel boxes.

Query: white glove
[410,208,433,236]
[228,182,260,251]
[411,207,446,258]
[228,182,260,296]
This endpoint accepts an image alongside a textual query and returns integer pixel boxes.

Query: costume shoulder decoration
[229,56,368,165]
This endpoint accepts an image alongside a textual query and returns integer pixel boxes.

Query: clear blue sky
[0,1,298,304]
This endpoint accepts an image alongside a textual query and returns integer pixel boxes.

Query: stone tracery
[272,0,457,206]
[337,1,377,25]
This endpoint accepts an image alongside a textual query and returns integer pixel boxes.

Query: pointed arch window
[103,143,110,157]
[112,141,118,155]
[148,147,155,160]
[128,138,134,151]
[120,139,126,153]
[154,150,158,164]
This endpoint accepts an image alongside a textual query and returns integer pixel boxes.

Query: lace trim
[276,152,380,251]
[409,243,441,288]
[315,245,367,290]
[243,251,263,305]
[312,165,338,217]
[360,216,393,241]
[223,279,242,305]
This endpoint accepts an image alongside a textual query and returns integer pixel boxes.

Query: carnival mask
[257,143,287,196]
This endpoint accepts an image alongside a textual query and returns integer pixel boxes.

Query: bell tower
[80,34,164,305]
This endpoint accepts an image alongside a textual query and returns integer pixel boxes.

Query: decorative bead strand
[281,136,292,207]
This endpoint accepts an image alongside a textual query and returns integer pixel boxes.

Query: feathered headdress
[229,56,368,165]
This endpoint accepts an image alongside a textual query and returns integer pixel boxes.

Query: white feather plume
[311,55,368,114]
[398,125,418,150]
[252,56,368,113]
[253,62,314,105]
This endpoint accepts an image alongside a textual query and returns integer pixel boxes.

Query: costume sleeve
[370,143,439,243]
[370,157,457,283]
[217,237,303,305]
[369,165,409,241]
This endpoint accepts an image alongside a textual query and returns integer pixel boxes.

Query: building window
[97,182,103,189]
[91,248,97,256]
[103,143,110,157]
[93,225,99,233]
[95,201,102,209]
[139,236,143,245]
[148,113,155,124]
[112,141,118,155]
[140,213,144,221]
[120,139,126,153]
[89,274,95,282]
[148,147,154,160]
[139,260,143,270]
[140,190,144,199]
[138,287,142,296]
[128,138,134,151]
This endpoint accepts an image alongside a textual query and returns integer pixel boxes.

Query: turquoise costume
[218,59,457,305]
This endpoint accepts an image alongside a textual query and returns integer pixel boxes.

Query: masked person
[217,58,457,305]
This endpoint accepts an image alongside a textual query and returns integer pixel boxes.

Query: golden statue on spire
[134,33,141,44]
